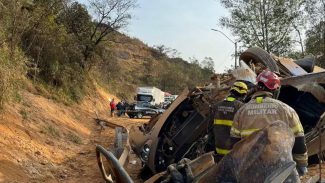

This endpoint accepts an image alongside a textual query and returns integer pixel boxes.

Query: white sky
[79,0,236,73]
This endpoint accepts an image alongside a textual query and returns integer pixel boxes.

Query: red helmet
[256,70,280,90]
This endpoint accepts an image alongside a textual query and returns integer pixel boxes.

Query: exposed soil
[0,86,323,183]
[0,86,148,183]
[301,163,325,182]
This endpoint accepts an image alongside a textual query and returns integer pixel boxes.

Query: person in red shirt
[110,98,116,117]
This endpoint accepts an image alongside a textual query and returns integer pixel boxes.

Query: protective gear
[230,81,248,95]
[296,166,308,176]
[211,96,244,162]
[230,91,308,167]
[256,70,280,91]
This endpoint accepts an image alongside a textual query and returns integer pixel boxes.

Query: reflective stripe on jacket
[230,91,308,166]
[213,96,244,156]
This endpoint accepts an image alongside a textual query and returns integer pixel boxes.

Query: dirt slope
[0,82,322,182]
[0,85,147,183]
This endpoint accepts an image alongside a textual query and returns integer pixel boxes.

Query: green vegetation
[0,0,215,105]
[219,0,305,55]
[19,108,29,120]
[219,0,324,59]
[1,0,322,108]
[0,45,26,108]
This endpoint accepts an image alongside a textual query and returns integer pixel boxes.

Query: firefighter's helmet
[256,70,280,90]
[230,81,248,95]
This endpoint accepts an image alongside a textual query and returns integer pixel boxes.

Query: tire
[240,47,279,73]
[240,47,280,99]
[137,113,143,119]
[128,115,134,119]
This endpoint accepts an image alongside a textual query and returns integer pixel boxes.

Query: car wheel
[129,115,134,118]
[137,113,143,119]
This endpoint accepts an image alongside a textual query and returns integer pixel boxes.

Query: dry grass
[45,125,61,138]
[67,131,82,144]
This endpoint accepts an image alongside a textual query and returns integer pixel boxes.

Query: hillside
[0,1,214,182]
[0,32,214,182]
[93,31,214,100]
[0,82,146,182]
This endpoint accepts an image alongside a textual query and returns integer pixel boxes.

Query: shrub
[0,44,27,108]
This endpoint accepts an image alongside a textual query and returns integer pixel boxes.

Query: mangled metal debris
[96,47,325,183]
[144,121,299,183]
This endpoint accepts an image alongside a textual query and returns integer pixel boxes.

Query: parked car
[126,101,165,119]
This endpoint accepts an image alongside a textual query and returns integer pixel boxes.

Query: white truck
[136,87,165,106]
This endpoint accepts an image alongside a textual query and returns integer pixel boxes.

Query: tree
[219,0,305,55]
[58,2,93,69]
[59,2,92,42]
[304,0,325,67]
[0,0,36,57]
[305,22,325,56]
[201,57,215,73]
[152,45,181,58]
[16,0,88,101]
[84,0,137,66]
[0,0,31,107]
[304,0,325,27]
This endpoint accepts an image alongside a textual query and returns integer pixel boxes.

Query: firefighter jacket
[213,96,244,158]
[230,91,308,166]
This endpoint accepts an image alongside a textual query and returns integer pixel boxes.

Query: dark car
[126,102,165,119]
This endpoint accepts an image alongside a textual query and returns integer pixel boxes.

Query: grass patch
[13,91,23,103]
[33,82,77,105]
[67,132,82,144]
[19,108,28,120]
[45,125,61,138]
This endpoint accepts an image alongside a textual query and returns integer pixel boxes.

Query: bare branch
[83,0,137,64]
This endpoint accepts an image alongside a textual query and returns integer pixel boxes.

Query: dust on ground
[0,86,324,183]
[0,86,148,183]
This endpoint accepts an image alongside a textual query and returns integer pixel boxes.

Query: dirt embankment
[0,86,147,183]
[0,83,323,183]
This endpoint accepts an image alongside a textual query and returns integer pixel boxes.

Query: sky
[79,0,236,73]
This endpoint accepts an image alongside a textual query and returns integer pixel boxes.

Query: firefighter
[212,81,248,162]
[230,70,308,176]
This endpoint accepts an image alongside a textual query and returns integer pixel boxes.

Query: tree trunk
[259,0,266,50]
[262,0,269,52]
[294,25,305,56]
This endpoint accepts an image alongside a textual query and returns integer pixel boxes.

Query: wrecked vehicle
[145,121,301,183]
[96,47,325,182]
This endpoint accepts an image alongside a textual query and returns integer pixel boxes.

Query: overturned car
[96,47,325,182]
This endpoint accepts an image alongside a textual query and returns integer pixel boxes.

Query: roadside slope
[0,85,146,183]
